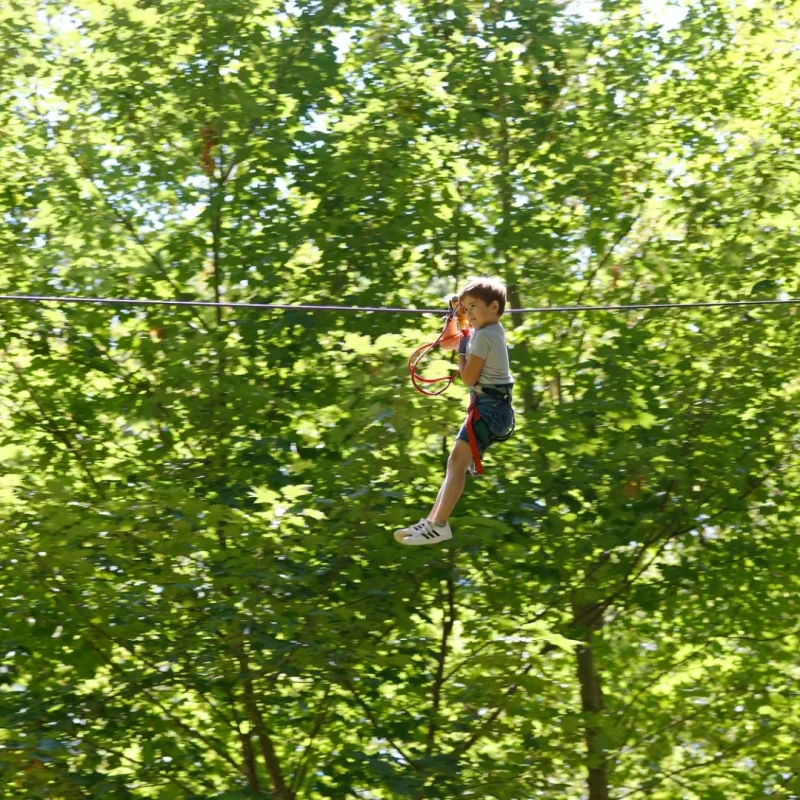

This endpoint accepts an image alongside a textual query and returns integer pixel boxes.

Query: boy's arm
[458,354,484,387]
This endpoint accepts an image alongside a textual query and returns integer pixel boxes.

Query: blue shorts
[456,393,514,456]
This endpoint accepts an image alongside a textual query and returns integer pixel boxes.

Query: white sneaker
[394,518,452,546]
[394,518,429,542]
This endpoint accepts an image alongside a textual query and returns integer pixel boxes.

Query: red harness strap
[465,394,484,475]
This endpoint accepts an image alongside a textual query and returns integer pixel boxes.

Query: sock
[433,521,447,528]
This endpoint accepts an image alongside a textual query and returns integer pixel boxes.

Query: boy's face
[462,294,500,330]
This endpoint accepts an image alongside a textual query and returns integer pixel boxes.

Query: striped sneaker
[394,518,452,546]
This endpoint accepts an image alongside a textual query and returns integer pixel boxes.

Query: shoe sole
[399,532,453,546]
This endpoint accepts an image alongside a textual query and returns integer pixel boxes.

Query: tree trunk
[573,605,610,800]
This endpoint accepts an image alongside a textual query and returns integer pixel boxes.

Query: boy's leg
[393,441,472,546]
[427,479,447,524]
[429,440,473,525]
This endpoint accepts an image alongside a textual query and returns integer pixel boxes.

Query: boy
[394,277,515,546]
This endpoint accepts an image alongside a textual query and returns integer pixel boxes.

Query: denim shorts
[456,393,514,455]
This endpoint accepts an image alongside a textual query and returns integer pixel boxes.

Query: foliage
[2,0,800,798]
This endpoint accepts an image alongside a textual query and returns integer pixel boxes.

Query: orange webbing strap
[407,316,468,397]
[465,394,484,474]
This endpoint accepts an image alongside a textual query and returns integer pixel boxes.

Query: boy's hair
[459,277,507,317]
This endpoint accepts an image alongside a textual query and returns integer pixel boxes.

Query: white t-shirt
[466,321,514,387]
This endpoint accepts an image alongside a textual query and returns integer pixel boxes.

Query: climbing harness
[407,297,471,396]
[465,385,516,475]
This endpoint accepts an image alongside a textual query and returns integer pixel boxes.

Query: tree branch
[219,0,340,187]
[6,355,103,493]
[616,721,790,799]
[290,686,332,794]
[221,679,263,795]
[340,675,423,771]
[234,642,295,800]
[451,662,534,758]
[425,569,456,758]
[71,615,242,773]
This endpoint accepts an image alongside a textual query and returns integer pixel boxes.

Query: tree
[2,0,800,798]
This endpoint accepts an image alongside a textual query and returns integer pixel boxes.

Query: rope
[407,325,466,397]
[0,293,798,315]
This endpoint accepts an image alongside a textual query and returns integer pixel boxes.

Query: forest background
[1,0,800,798]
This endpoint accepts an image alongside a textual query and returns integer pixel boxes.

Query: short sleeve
[469,328,492,360]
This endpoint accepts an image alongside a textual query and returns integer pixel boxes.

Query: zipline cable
[0,293,799,315]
